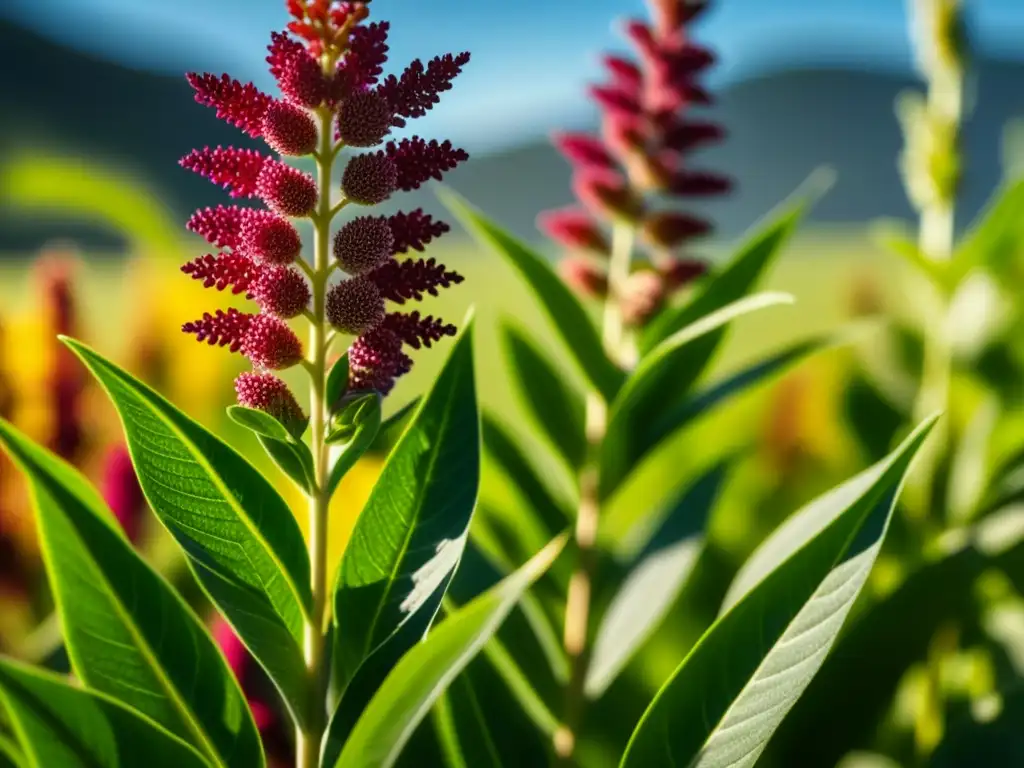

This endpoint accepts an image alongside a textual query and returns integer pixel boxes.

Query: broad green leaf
[325,324,479,758]
[368,398,422,455]
[227,405,293,442]
[334,534,567,768]
[640,169,830,354]
[0,419,262,767]
[439,188,624,402]
[619,416,938,768]
[327,353,350,412]
[499,319,587,471]
[433,675,505,768]
[259,433,315,494]
[483,414,571,537]
[586,461,729,699]
[0,732,22,768]
[0,657,209,768]
[953,177,1024,282]
[600,292,794,499]
[62,338,311,727]
[762,544,984,767]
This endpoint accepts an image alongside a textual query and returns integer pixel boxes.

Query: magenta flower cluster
[180,0,469,423]
[538,0,729,327]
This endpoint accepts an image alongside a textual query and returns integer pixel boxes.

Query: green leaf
[438,188,624,402]
[227,406,293,442]
[0,732,22,768]
[327,353,350,412]
[499,318,587,471]
[0,419,263,767]
[870,219,950,291]
[334,534,568,768]
[600,292,794,499]
[327,392,382,445]
[640,169,830,354]
[369,398,422,455]
[586,460,729,699]
[0,657,209,768]
[324,324,480,760]
[62,338,311,727]
[482,414,571,538]
[953,177,1024,282]
[259,434,316,495]
[619,416,938,768]
[433,674,505,768]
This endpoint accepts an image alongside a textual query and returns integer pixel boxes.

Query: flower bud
[559,256,608,298]
[250,266,311,319]
[658,258,708,289]
[256,161,317,217]
[337,90,393,147]
[333,216,394,275]
[234,371,307,439]
[262,101,318,156]
[342,153,398,205]
[327,277,387,335]
[641,211,712,248]
[572,169,641,222]
[537,208,609,255]
[240,211,302,265]
[241,314,303,369]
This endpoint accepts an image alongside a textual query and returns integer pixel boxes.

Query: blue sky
[4,0,1024,153]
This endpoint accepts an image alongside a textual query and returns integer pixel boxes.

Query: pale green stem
[295,104,336,768]
[554,221,635,765]
[909,51,964,523]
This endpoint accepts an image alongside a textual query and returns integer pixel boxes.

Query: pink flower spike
[368,257,464,304]
[348,326,412,394]
[180,147,269,198]
[659,257,709,289]
[235,371,307,437]
[667,170,732,197]
[333,216,395,275]
[642,210,712,248]
[181,252,259,295]
[589,85,642,117]
[186,73,272,138]
[559,256,609,298]
[553,132,617,170]
[182,308,253,352]
[267,31,327,107]
[378,52,471,127]
[336,90,394,148]
[250,266,311,319]
[327,277,387,335]
[186,205,247,250]
[386,137,469,192]
[256,161,317,217]
[262,101,318,156]
[342,153,398,205]
[381,311,456,350]
[602,55,642,90]
[242,314,304,370]
[662,120,727,152]
[335,21,390,95]
[240,211,302,265]
[386,209,450,254]
[572,168,641,222]
[538,207,610,254]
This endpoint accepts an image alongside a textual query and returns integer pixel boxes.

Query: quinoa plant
[0,1,949,767]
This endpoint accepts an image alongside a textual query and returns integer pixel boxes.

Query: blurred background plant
[1,0,1024,765]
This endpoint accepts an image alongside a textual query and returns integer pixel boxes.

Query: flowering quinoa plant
[0,1,963,767]
[0,3,562,768]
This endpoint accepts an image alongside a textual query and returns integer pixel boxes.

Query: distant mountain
[1,17,1022,254]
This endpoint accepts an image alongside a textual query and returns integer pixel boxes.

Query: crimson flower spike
[180,0,469,414]
[177,5,470,762]
[538,0,729,329]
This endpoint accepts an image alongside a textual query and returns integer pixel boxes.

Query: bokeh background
[1,1,1024,764]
